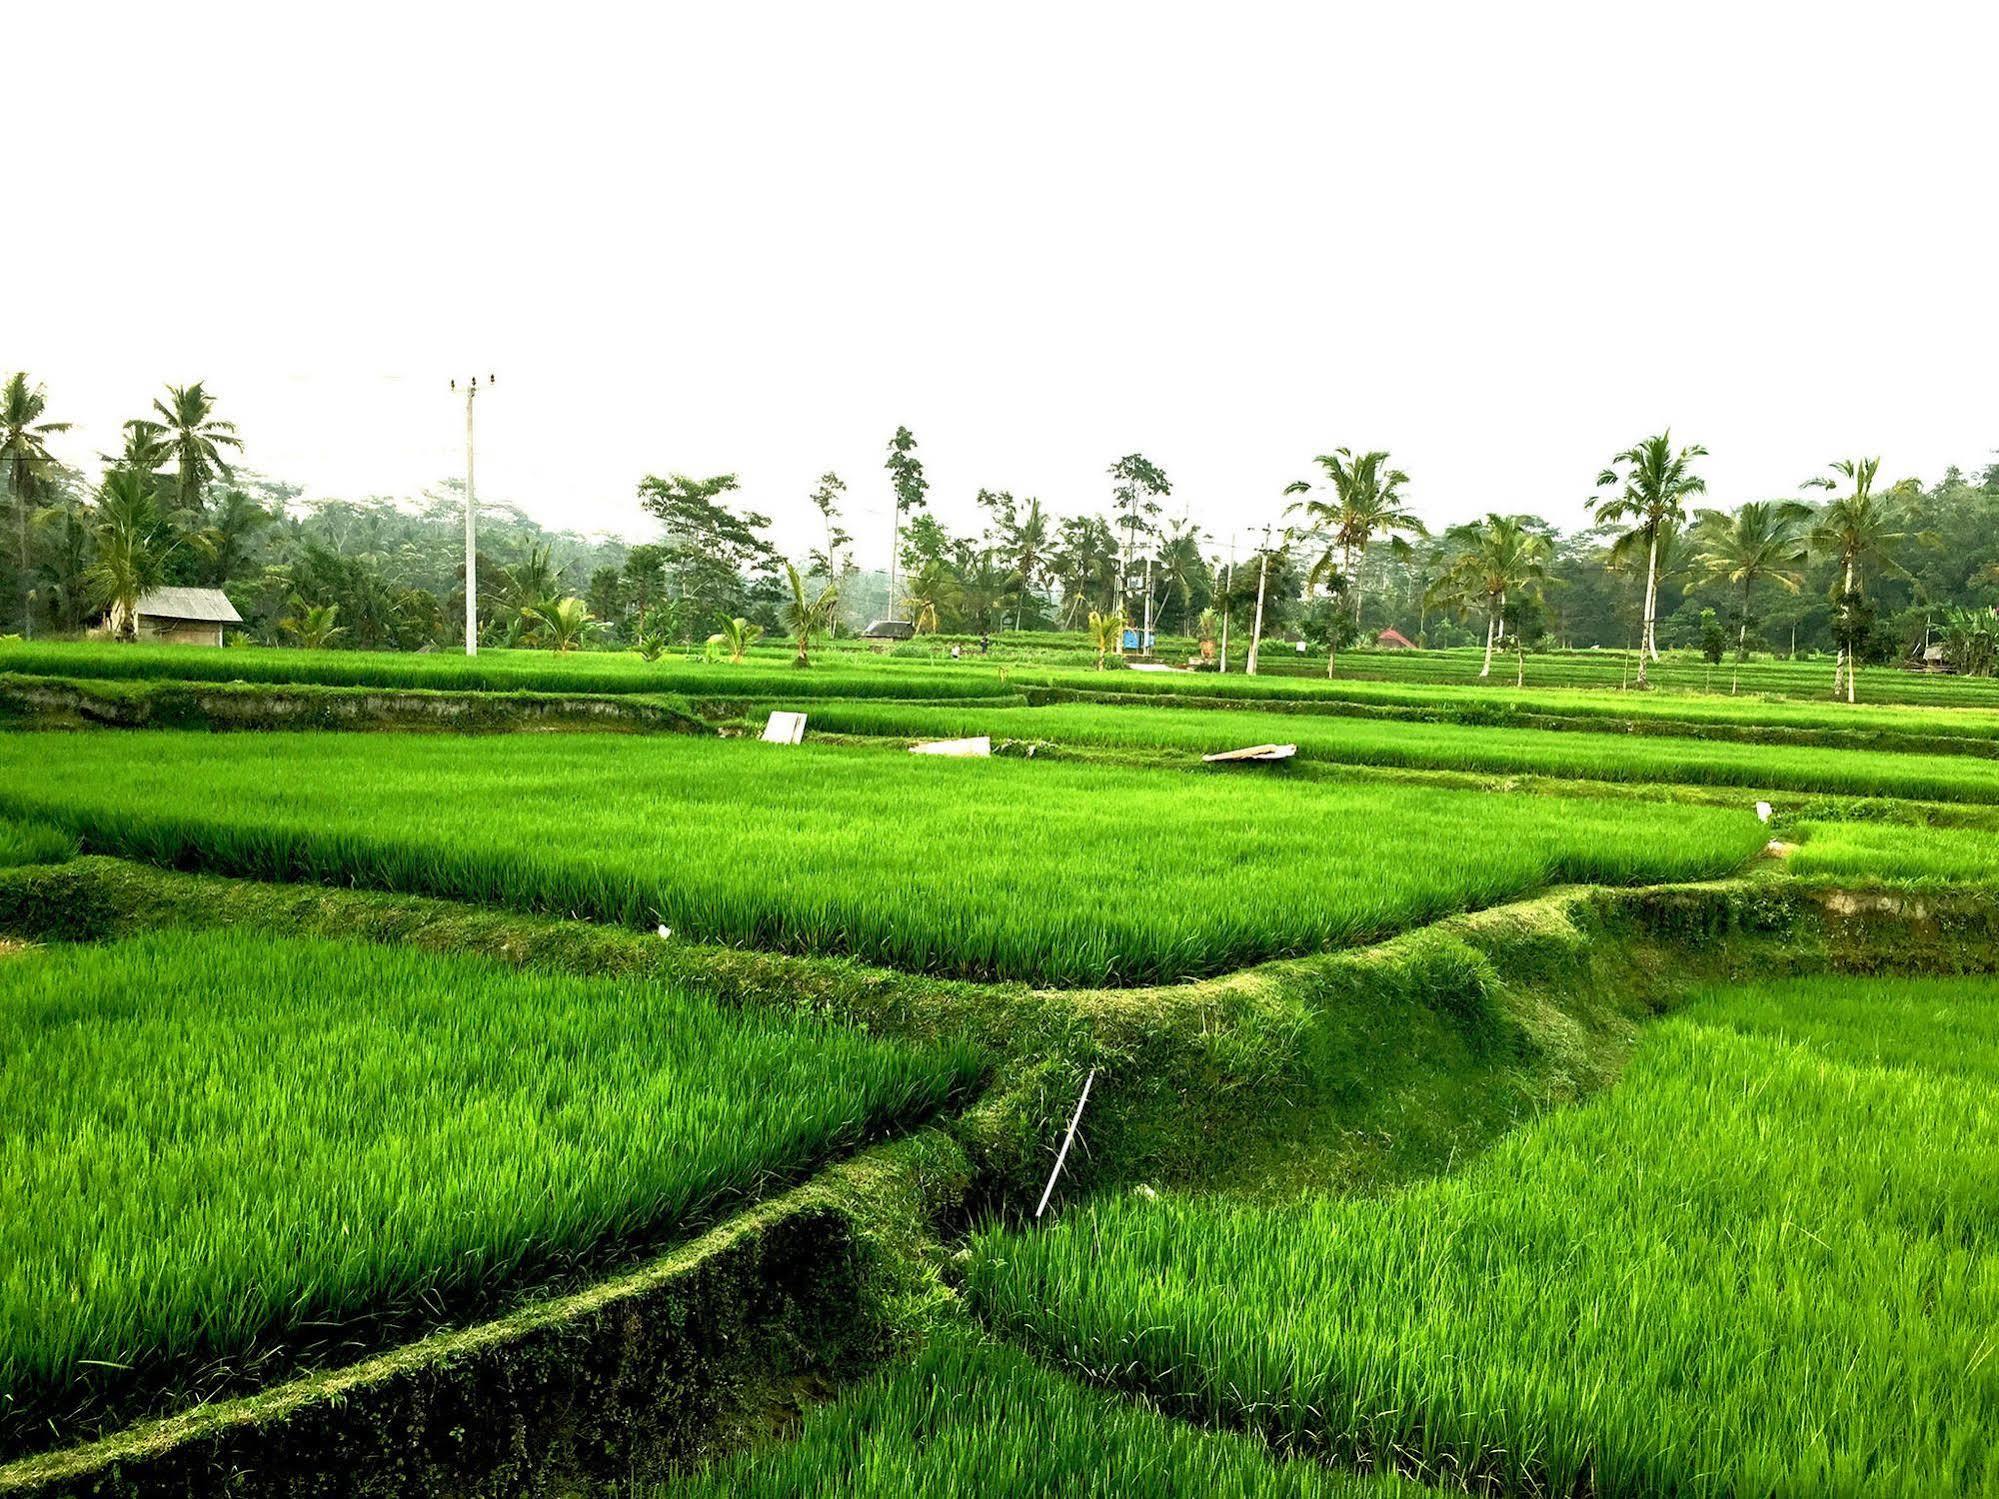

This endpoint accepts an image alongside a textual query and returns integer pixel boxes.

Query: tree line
[5,372,1996,685]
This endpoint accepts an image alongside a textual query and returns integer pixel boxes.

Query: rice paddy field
[5,636,1999,1495]
[801,698,1999,802]
[967,975,1999,1497]
[0,929,973,1445]
[0,730,1767,985]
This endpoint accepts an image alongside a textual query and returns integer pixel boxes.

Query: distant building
[1375,628,1417,650]
[133,588,242,647]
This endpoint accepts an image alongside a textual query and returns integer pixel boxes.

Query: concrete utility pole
[1247,528,1272,676]
[452,375,493,655]
[1141,553,1153,656]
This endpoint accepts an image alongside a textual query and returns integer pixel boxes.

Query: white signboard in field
[761,711,807,745]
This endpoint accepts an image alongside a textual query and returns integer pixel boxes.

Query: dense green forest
[4,373,1995,668]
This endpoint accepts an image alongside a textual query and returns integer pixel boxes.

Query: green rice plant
[800,700,1999,804]
[968,975,1999,1497]
[0,732,1765,985]
[1790,818,1999,884]
[0,815,74,867]
[0,641,996,702]
[1012,669,1999,746]
[0,930,975,1438]
[665,1328,1420,1497]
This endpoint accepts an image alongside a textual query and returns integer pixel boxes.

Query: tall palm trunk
[14,483,28,640]
[1641,528,1660,667]
[1350,542,1365,625]
[1833,558,1855,701]
[1479,591,1503,678]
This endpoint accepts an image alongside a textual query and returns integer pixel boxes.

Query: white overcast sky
[12,2,1997,562]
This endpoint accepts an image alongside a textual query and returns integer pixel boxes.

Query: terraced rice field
[799,699,1999,803]
[968,974,1999,1497]
[0,929,974,1440]
[0,731,1766,984]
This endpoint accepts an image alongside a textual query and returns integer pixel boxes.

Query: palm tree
[1590,432,1708,683]
[109,419,172,477]
[522,596,595,653]
[33,492,95,632]
[1803,457,1917,704]
[153,382,243,521]
[194,490,274,588]
[704,615,762,663]
[84,470,174,640]
[1282,449,1423,628]
[1152,520,1207,634]
[1087,609,1125,670]
[780,561,839,666]
[1050,516,1118,627]
[1005,497,1050,631]
[279,600,346,649]
[1428,514,1552,683]
[1692,501,1812,664]
[1,373,71,636]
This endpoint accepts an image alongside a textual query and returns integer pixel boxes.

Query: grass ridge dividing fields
[0,930,975,1453]
[968,975,1999,1497]
[0,731,1766,985]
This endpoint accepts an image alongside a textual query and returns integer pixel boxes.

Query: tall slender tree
[152,382,243,522]
[1004,496,1050,631]
[1,373,71,636]
[1107,453,1171,610]
[1590,431,1707,683]
[884,428,927,623]
[1803,457,1917,703]
[806,472,850,582]
[1281,448,1423,627]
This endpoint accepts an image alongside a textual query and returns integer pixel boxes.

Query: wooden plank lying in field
[1202,743,1297,763]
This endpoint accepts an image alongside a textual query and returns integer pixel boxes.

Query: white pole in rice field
[1036,1068,1097,1218]
[456,375,491,657]
[1141,553,1153,656]
[1246,530,1271,676]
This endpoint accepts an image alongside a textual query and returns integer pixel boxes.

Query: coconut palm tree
[193,489,275,588]
[1,373,71,636]
[1692,501,1812,663]
[279,600,346,649]
[152,382,243,521]
[1803,457,1917,704]
[1087,609,1125,670]
[522,596,595,653]
[780,560,839,666]
[1590,432,1707,683]
[84,470,174,640]
[1428,514,1552,683]
[1283,449,1423,628]
[1152,520,1208,634]
[705,615,762,663]
[1005,497,1050,631]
